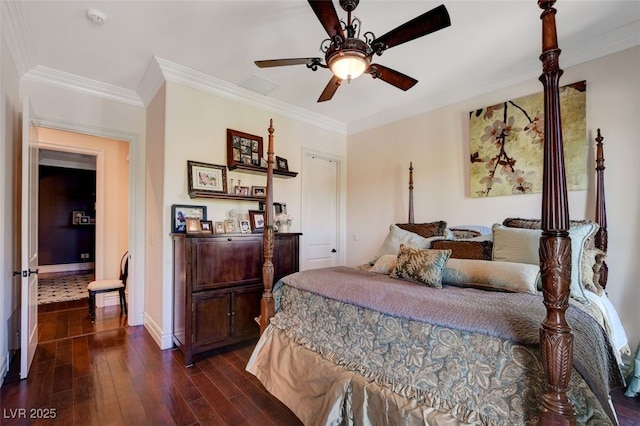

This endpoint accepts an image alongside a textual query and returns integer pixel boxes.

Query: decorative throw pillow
[390,245,451,288]
[450,229,482,239]
[395,221,447,238]
[369,224,448,265]
[491,223,598,303]
[431,240,493,260]
[370,254,397,274]
[581,248,606,295]
[443,258,540,294]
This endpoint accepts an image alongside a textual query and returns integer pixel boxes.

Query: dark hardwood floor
[1,300,638,425]
[2,300,301,425]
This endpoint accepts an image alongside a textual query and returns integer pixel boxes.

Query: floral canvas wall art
[469,81,586,197]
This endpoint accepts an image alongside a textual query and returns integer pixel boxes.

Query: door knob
[331,248,337,253]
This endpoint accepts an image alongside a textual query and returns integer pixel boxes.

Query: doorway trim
[31,116,144,326]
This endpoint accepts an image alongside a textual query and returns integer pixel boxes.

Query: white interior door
[301,153,339,270]
[20,97,39,379]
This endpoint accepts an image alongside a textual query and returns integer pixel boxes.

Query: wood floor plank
[190,372,248,425]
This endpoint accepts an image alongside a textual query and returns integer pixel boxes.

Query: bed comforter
[247,267,625,425]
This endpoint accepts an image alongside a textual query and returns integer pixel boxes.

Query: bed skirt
[248,325,480,426]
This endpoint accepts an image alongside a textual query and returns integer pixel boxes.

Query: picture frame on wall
[224,219,237,233]
[240,219,251,234]
[171,204,207,233]
[275,156,289,171]
[227,129,263,168]
[187,160,227,196]
[214,221,225,234]
[251,186,266,197]
[185,218,201,234]
[200,220,213,234]
[248,210,265,232]
[259,201,286,215]
[72,211,85,225]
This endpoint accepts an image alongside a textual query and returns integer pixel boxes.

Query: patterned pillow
[390,245,451,288]
[395,221,447,238]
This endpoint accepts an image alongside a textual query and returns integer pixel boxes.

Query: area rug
[38,273,93,304]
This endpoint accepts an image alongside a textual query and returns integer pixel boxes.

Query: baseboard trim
[144,313,173,350]
[39,263,95,274]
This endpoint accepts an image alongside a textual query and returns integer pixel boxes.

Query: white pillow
[369,224,448,265]
[370,254,397,274]
[443,258,540,294]
[491,223,597,303]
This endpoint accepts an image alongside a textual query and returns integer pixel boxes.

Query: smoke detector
[86,8,107,24]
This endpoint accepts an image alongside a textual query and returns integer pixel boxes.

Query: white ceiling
[6,1,640,134]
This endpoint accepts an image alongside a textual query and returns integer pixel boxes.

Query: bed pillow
[390,245,451,288]
[395,221,447,238]
[502,218,603,294]
[431,240,493,260]
[369,224,448,265]
[581,248,606,296]
[443,258,540,294]
[492,223,598,303]
[370,254,397,274]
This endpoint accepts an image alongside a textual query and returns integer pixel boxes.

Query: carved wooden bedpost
[408,162,414,224]
[260,119,276,334]
[594,129,608,289]
[538,1,575,424]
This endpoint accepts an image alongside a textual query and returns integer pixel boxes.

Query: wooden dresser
[172,232,301,366]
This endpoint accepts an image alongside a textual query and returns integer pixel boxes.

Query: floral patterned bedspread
[271,267,625,425]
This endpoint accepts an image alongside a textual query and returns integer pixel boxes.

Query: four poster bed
[248,2,627,425]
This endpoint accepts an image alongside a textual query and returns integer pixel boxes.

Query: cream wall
[150,81,347,348]
[36,128,130,281]
[0,25,21,385]
[347,46,640,358]
[144,83,167,346]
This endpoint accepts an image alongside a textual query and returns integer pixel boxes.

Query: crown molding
[22,65,144,107]
[1,1,35,76]
[155,57,347,135]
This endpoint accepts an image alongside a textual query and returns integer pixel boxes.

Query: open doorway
[36,128,130,320]
[38,149,97,305]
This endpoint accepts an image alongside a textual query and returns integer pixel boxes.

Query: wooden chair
[87,251,129,322]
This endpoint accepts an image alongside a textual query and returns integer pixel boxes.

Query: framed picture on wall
[171,204,207,233]
[72,211,85,225]
[227,129,263,168]
[187,161,227,196]
[249,210,265,232]
[185,218,201,234]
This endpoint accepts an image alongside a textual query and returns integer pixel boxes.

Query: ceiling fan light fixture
[326,38,371,82]
[329,54,368,81]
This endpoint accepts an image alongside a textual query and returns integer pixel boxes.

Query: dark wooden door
[192,290,230,349]
[230,284,262,339]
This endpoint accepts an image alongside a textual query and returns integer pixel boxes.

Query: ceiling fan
[255,0,451,102]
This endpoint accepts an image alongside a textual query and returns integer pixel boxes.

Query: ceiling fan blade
[367,64,418,91]
[255,58,322,68]
[308,0,345,41]
[372,4,450,52]
[318,75,342,102]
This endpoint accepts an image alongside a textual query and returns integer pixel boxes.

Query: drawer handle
[227,238,232,241]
